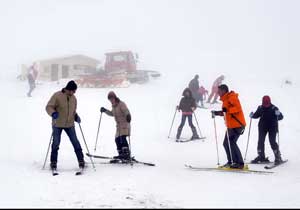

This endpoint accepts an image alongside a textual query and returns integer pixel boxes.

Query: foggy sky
[0,0,299,81]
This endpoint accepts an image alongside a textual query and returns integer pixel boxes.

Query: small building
[21,54,101,81]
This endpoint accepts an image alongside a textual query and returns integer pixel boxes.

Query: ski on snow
[185,164,274,174]
[86,153,155,166]
[176,137,206,143]
[264,160,288,170]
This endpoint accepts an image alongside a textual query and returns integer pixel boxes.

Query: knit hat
[65,80,77,91]
[262,95,271,107]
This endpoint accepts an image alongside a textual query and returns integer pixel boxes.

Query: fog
[0,0,299,82]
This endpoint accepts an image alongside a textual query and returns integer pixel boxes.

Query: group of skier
[44,76,284,171]
[175,75,284,169]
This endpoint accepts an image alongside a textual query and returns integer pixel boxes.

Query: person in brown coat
[100,91,132,160]
[175,88,199,141]
[46,80,84,170]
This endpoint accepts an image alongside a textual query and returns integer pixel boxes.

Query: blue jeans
[50,126,84,163]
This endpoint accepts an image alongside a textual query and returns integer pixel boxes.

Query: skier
[211,84,246,169]
[27,64,38,97]
[176,88,199,141]
[100,91,132,161]
[198,86,209,107]
[249,95,284,164]
[188,75,201,104]
[207,75,225,104]
[46,80,85,170]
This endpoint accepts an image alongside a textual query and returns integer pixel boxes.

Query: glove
[212,110,223,116]
[249,112,254,118]
[211,111,216,118]
[52,112,59,120]
[75,113,81,123]
[222,107,227,113]
[126,114,131,123]
[275,110,281,116]
[100,107,107,113]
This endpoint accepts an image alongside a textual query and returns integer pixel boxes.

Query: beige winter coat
[46,89,77,128]
[105,100,131,137]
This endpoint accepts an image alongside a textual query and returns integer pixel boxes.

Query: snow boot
[221,162,232,168]
[274,149,283,165]
[190,127,200,140]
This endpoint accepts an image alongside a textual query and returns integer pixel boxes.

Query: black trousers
[257,128,278,156]
[223,128,244,164]
[115,135,129,154]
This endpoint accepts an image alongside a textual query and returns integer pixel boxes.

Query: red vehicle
[76,51,160,88]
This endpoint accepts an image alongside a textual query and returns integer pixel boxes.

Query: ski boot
[190,127,199,140]
[274,149,283,165]
[220,162,232,168]
[230,163,245,169]
[78,161,85,169]
[251,156,270,164]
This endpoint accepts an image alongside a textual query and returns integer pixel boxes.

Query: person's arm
[120,102,131,123]
[274,107,284,121]
[252,106,262,119]
[46,93,57,116]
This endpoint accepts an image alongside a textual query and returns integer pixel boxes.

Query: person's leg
[119,135,130,159]
[64,127,84,165]
[115,136,123,158]
[50,127,63,168]
[229,128,244,165]
[223,131,232,165]
[176,115,187,139]
[257,128,267,158]
[269,129,282,163]
[188,115,199,139]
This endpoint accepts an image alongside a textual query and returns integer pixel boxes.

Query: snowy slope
[0,73,299,208]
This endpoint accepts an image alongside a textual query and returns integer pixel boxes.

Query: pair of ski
[245,159,288,170]
[175,137,206,143]
[86,153,155,166]
[51,167,84,176]
[185,159,288,175]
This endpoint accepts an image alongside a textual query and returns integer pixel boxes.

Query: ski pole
[78,123,96,169]
[94,112,103,152]
[243,117,252,161]
[224,114,234,164]
[193,112,203,138]
[212,112,220,165]
[167,106,178,138]
[42,133,53,170]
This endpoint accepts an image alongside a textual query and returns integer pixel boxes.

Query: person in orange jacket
[212,84,246,169]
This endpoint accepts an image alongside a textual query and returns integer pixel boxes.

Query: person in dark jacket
[175,88,199,141]
[249,95,284,164]
[188,75,201,104]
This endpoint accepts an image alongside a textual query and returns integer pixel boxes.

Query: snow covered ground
[0,73,299,208]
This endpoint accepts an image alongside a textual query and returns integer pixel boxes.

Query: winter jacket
[105,99,131,138]
[46,89,77,128]
[188,78,199,93]
[220,91,246,129]
[252,104,283,131]
[178,88,197,115]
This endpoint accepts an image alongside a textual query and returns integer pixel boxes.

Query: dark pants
[27,82,36,96]
[115,135,129,154]
[176,115,197,138]
[257,128,278,157]
[50,126,84,163]
[223,128,244,164]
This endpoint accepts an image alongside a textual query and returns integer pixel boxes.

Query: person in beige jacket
[100,91,131,160]
[46,80,84,170]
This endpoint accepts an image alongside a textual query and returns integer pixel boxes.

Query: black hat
[218,84,229,93]
[65,80,77,91]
